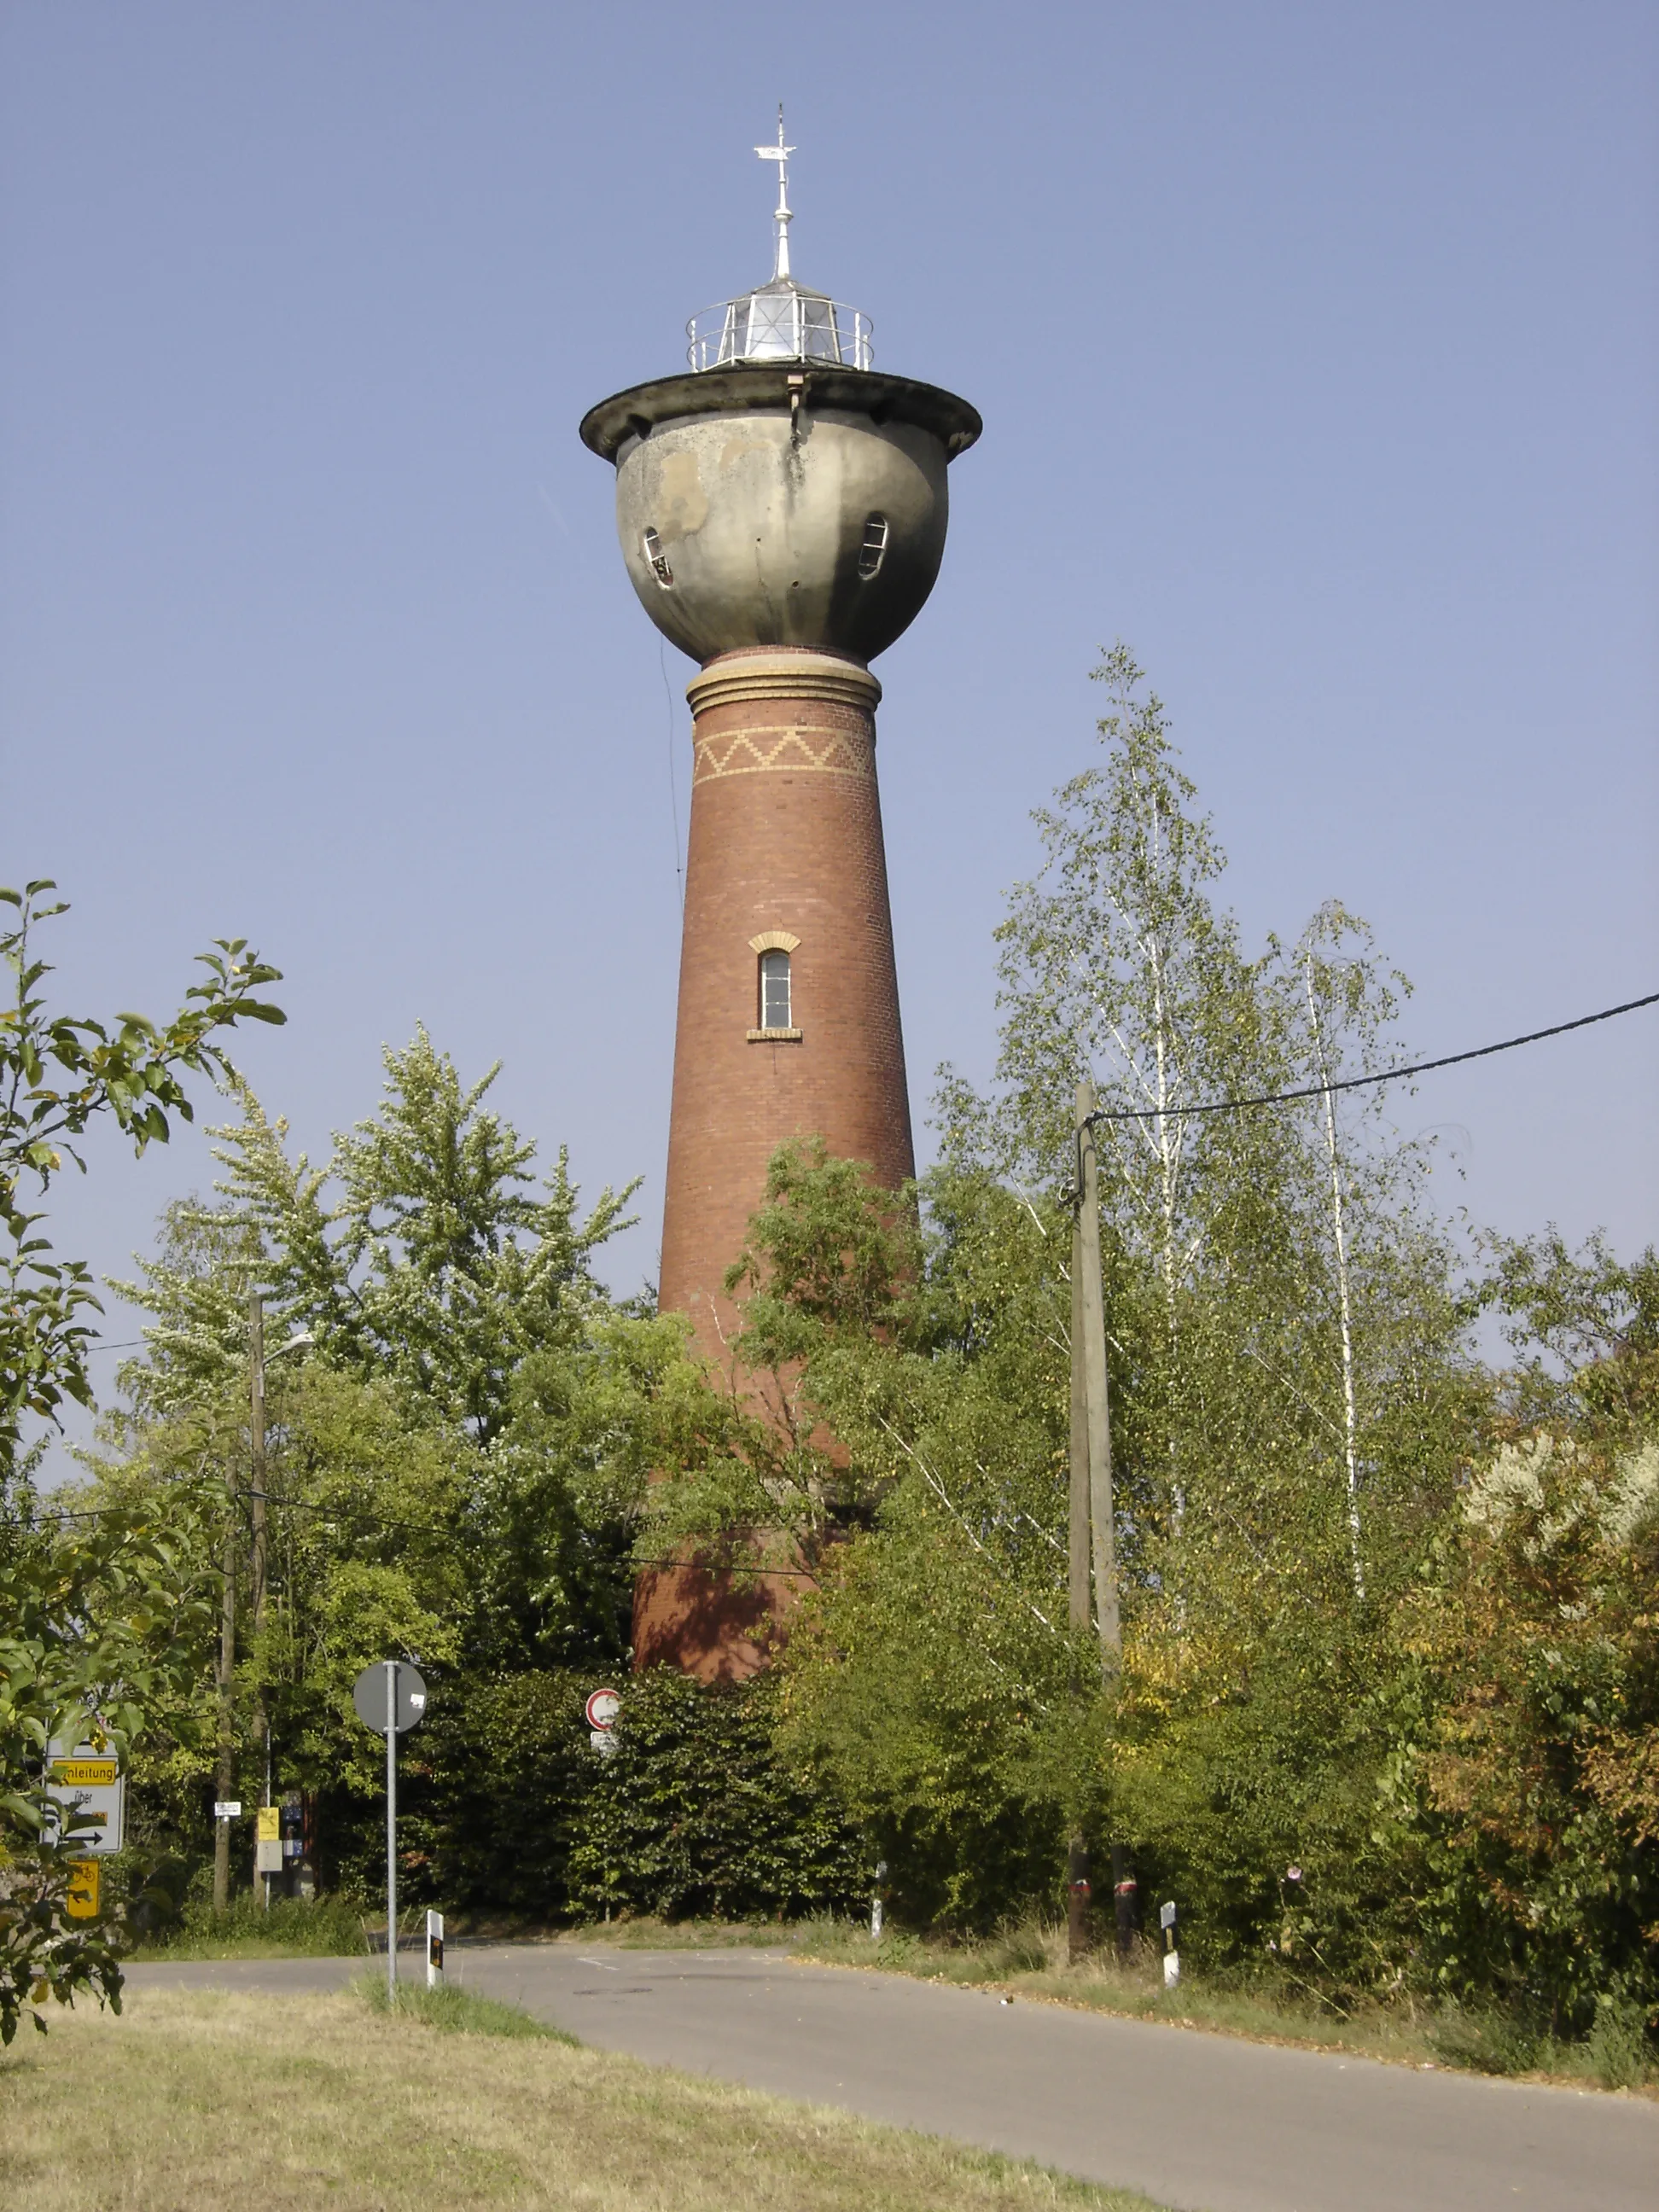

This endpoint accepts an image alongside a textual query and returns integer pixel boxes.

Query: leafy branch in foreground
[0,880,284,1467]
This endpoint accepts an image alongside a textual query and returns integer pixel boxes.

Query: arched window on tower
[759,947,791,1031]
[748,930,802,1040]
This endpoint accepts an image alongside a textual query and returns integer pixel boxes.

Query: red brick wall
[637,647,913,1678]
[658,647,914,1351]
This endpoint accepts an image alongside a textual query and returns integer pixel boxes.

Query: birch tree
[977,647,1294,1583]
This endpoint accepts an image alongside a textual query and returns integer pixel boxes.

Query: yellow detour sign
[66,1860,100,1919]
[47,1743,125,1854]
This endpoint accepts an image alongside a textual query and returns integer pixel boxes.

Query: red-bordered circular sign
[585,1687,621,1731]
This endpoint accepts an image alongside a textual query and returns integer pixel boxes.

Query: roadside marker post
[871,1859,888,1941]
[1160,1899,1179,1987]
[352,1660,428,1999]
[427,1910,445,1988]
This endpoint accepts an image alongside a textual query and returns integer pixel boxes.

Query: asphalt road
[124,1947,1659,2212]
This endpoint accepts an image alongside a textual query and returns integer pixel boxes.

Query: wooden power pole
[212,1456,237,1913]
[1067,1198,1092,1961]
[248,1292,268,1903]
[1075,1082,1120,1659]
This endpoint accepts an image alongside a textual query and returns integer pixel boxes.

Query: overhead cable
[1088,989,1659,1126]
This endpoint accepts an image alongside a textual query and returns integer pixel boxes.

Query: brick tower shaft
[659,649,911,1353]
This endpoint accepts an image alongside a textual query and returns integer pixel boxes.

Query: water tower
[580,118,980,1672]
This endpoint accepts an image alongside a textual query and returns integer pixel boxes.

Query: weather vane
[754,105,795,282]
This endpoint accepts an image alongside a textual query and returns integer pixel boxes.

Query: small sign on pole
[585,1686,621,1758]
[214,1799,242,1820]
[255,1804,283,1874]
[65,1860,100,1919]
[352,1660,428,1997]
[427,1909,445,1988]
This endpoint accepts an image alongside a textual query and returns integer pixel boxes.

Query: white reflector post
[427,1909,445,1988]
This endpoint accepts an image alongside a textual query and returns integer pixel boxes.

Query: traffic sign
[46,1743,125,1854]
[65,1860,100,1919]
[255,1805,282,1873]
[585,1686,621,1731]
[214,1799,242,1819]
[352,1662,428,1733]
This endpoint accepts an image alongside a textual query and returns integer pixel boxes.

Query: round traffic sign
[585,1686,621,1731]
[352,1661,428,1734]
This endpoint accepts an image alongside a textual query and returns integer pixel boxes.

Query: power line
[1087,988,1659,1126]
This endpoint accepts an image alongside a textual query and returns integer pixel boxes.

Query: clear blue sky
[3,3,1655,1466]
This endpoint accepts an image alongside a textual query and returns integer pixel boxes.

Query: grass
[354,1970,578,2040]
[0,1985,1167,2212]
[125,1891,368,1961]
[790,1918,1658,2095]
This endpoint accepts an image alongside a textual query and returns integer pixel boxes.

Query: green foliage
[1,880,282,1468]
[127,1886,367,1958]
[394,1671,593,1919]
[0,1500,217,2040]
[1392,1419,1659,2029]
[86,1027,669,1895]
[0,865,277,2039]
[331,1029,637,1443]
[568,1669,864,1924]
[356,1971,575,2040]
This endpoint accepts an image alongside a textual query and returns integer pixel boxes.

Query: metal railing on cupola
[686,290,873,373]
[684,108,875,375]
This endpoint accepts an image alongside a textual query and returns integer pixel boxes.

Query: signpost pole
[385,1659,399,2000]
[352,1657,425,1997]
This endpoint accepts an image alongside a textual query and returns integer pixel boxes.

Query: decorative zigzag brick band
[691,722,874,782]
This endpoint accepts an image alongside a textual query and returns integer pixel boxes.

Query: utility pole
[1071,1080,1138,1960]
[1075,1083,1120,1659]
[212,1456,237,1913]
[248,1293,268,1904]
[1067,1202,1093,1962]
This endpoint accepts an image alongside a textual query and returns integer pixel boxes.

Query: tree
[92,1031,678,1889]
[0,1497,217,2040]
[773,652,1482,1965]
[2,881,282,1473]
[331,1030,637,1444]
[0,879,279,2034]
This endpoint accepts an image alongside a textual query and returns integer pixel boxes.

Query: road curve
[123,1947,1659,2212]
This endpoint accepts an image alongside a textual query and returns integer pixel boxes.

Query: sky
[3,2,1655,1473]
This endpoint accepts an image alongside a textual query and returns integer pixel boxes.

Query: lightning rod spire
[754,105,795,282]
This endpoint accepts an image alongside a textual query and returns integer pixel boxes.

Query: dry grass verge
[0,1986,1166,2212]
[791,1920,1657,2095]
